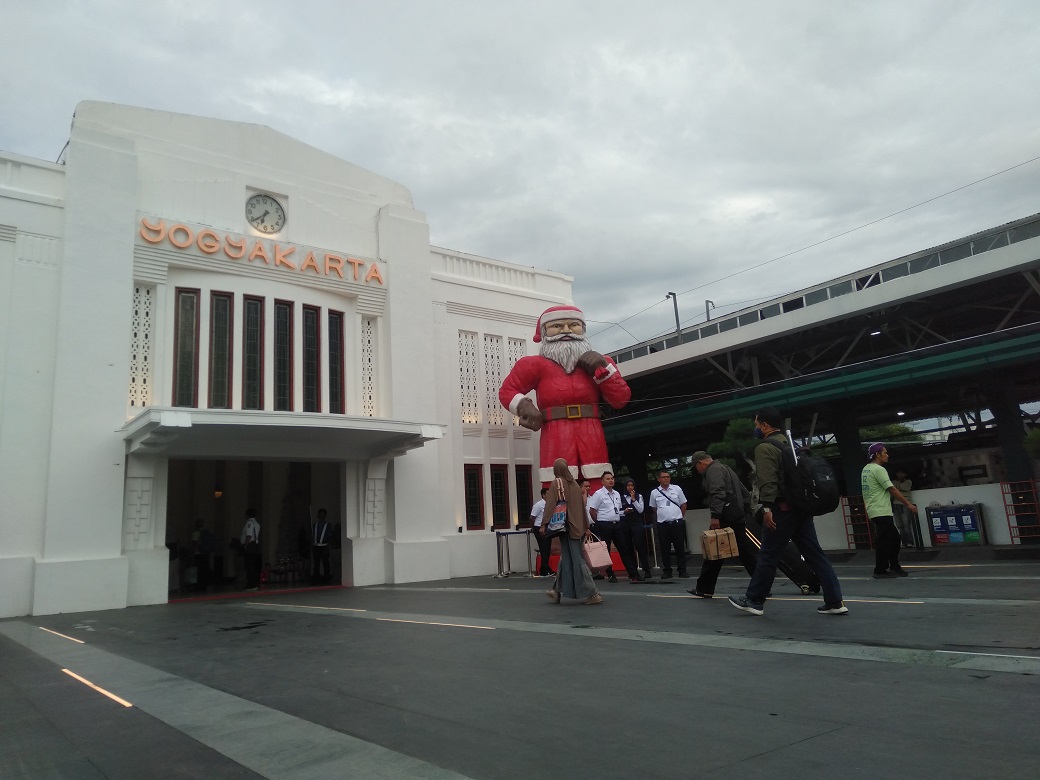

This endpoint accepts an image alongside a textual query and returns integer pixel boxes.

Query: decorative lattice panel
[128,285,154,408]
[507,338,526,426]
[484,334,504,425]
[361,318,376,417]
[122,477,153,551]
[459,331,480,423]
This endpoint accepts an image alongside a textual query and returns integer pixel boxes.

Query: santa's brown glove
[575,350,608,376]
[516,397,544,431]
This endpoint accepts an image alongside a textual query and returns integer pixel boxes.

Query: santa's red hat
[534,304,585,342]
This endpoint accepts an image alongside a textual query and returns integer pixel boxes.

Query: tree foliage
[1025,428,1040,459]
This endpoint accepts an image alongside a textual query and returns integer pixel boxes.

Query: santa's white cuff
[507,394,526,415]
[593,363,618,385]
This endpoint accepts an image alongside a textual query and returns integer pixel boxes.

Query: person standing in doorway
[240,508,262,590]
[863,444,917,578]
[649,470,688,579]
[312,508,332,584]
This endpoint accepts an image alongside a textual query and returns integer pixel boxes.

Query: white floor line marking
[61,668,133,707]
[247,601,366,612]
[936,650,1040,660]
[376,618,494,630]
[39,626,85,643]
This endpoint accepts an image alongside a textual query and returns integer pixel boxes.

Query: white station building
[0,102,571,617]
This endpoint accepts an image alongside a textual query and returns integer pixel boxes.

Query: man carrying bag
[688,451,758,598]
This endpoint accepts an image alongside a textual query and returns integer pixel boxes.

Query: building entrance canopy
[122,408,444,461]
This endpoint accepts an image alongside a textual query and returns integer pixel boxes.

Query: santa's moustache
[540,333,592,374]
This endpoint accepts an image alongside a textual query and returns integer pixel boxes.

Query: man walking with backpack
[729,407,848,616]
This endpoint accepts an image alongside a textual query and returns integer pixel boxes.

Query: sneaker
[661,571,673,580]
[545,589,560,604]
[583,593,603,605]
[629,571,646,582]
[890,567,909,577]
[608,574,618,583]
[678,573,691,579]
[818,602,849,615]
[728,595,764,615]
[687,588,712,598]
[593,574,605,581]
[872,571,898,579]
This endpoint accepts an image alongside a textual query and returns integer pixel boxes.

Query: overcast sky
[3,0,1039,352]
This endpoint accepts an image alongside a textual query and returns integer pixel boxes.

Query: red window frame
[172,287,200,408]
[242,295,265,410]
[464,464,485,531]
[208,291,234,409]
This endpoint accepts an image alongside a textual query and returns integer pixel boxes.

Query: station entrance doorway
[165,459,344,592]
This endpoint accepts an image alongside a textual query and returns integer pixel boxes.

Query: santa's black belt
[543,404,600,421]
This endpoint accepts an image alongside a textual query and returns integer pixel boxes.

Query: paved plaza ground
[2,553,1039,779]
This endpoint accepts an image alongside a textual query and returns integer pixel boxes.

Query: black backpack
[765,435,840,516]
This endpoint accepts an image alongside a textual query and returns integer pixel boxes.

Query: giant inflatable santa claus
[499,304,631,493]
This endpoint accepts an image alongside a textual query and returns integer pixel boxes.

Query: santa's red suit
[499,354,631,489]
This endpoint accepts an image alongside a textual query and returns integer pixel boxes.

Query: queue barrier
[494,529,534,578]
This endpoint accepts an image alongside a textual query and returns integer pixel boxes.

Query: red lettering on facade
[196,229,221,254]
[274,244,297,270]
[248,241,271,264]
[139,217,166,243]
[324,254,344,278]
[168,224,194,249]
[224,236,246,260]
[300,252,321,274]
[364,262,385,285]
[346,257,364,281]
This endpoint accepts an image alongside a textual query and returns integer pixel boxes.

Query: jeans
[745,507,843,605]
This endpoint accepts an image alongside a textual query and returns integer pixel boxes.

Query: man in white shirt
[240,508,262,590]
[529,487,553,576]
[589,471,641,582]
[649,471,688,579]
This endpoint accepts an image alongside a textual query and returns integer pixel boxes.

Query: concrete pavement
[2,557,1039,779]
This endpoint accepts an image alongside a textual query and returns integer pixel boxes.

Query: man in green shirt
[862,443,917,579]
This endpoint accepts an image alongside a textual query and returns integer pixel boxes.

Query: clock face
[245,193,286,234]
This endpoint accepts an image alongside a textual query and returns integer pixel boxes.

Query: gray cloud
[3,0,1038,352]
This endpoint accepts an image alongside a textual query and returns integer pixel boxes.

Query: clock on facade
[245,193,286,234]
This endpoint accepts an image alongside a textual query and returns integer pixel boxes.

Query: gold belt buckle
[565,404,582,419]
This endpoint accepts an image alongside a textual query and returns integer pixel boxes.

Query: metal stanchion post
[646,523,659,569]
[526,529,534,577]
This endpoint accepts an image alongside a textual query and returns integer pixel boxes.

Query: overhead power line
[588,152,1040,343]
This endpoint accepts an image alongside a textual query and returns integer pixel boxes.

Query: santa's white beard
[540,335,592,373]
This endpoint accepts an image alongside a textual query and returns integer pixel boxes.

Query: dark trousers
[533,527,554,575]
[657,520,687,575]
[593,521,638,577]
[244,550,262,588]
[191,554,211,590]
[871,515,902,573]
[312,545,331,582]
[745,507,843,606]
[621,515,652,574]
[696,521,758,595]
